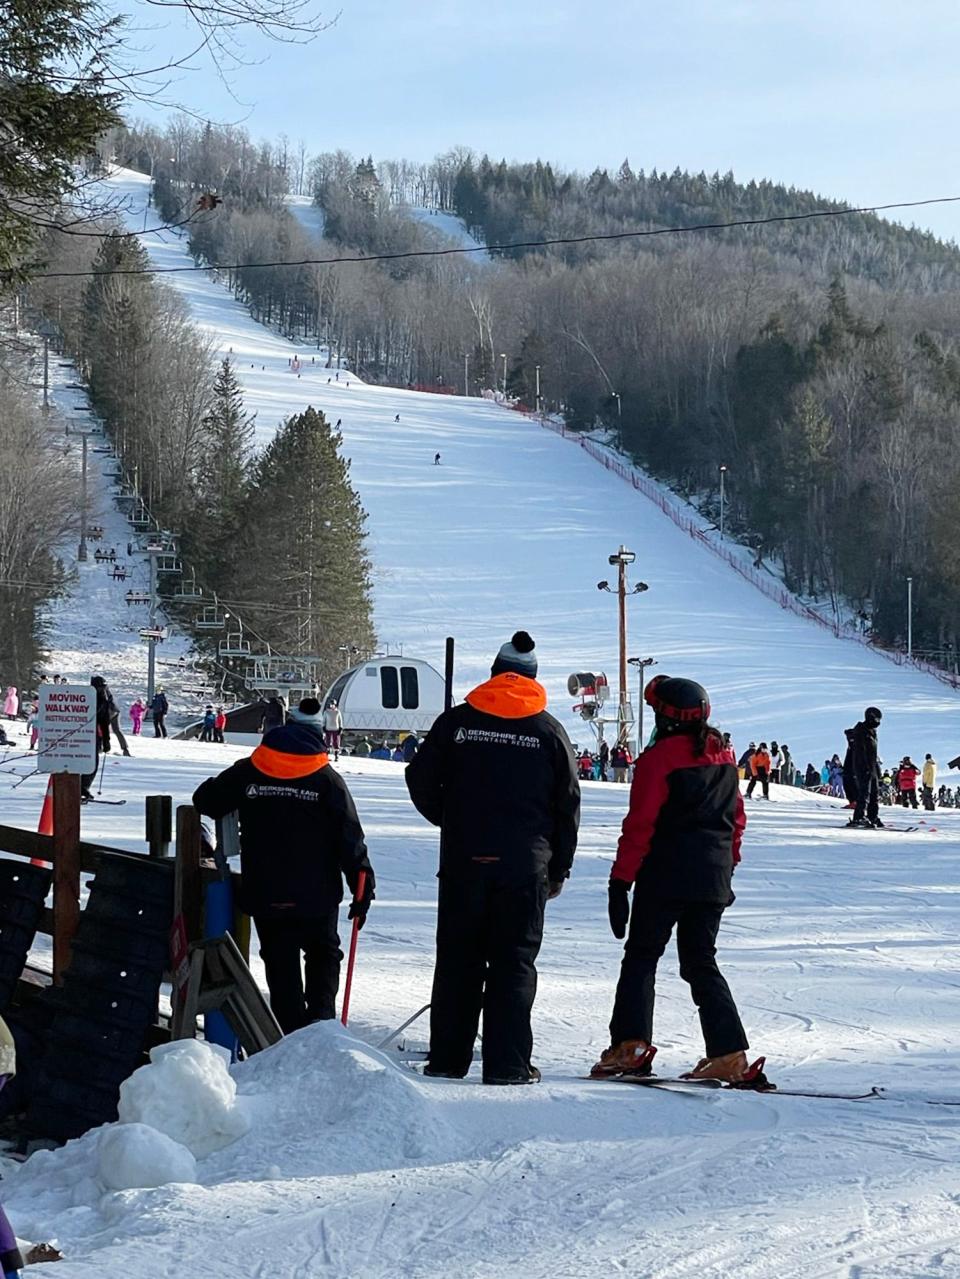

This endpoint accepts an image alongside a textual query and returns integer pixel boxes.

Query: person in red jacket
[590,675,760,1085]
[897,756,920,809]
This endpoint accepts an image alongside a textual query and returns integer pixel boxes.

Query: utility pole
[535,364,541,415]
[78,432,90,562]
[42,334,50,410]
[147,547,160,704]
[613,392,622,450]
[598,546,648,746]
[500,352,507,397]
[719,464,727,540]
[907,576,913,659]
[463,352,470,397]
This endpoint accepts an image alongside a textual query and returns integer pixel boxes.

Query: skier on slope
[405,631,580,1085]
[193,696,375,1033]
[921,754,937,810]
[897,755,920,810]
[151,687,169,738]
[590,675,759,1085]
[847,706,883,828]
[81,677,113,802]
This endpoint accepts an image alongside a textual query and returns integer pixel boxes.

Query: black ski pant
[255,910,343,1034]
[610,896,748,1059]
[746,767,769,799]
[429,869,547,1081]
[153,713,167,738]
[853,773,879,825]
[901,789,918,809]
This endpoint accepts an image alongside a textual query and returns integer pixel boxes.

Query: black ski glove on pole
[608,878,630,939]
[348,871,375,930]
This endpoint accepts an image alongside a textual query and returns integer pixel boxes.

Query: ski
[840,824,919,832]
[603,1076,888,1101]
[81,797,127,806]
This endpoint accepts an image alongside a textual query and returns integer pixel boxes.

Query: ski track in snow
[3,168,958,1277]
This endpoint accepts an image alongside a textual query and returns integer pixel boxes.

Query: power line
[33,194,960,281]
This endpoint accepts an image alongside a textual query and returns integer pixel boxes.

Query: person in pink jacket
[3,688,18,720]
[129,699,145,735]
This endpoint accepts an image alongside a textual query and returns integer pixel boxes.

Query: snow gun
[0,1017,23,1278]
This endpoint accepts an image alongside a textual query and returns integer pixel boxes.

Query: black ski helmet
[644,675,711,723]
[864,706,882,726]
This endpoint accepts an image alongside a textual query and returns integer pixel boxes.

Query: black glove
[608,878,630,939]
[547,881,564,900]
[347,871,375,929]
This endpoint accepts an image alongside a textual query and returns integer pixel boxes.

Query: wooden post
[52,772,81,984]
[146,795,172,859]
[174,805,203,944]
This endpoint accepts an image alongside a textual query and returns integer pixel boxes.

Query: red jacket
[897,764,919,790]
[613,730,745,904]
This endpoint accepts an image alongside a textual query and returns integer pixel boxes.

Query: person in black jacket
[151,688,169,738]
[193,697,375,1033]
[590,675,756,1085]
[405,631,580,1086]
[81,676,113,801]
[848,706,883,829]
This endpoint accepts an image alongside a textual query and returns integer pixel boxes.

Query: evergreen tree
[240,407,374,675]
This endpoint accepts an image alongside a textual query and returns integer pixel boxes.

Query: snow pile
[98,1123,197,1191]
[203,1021,459,1180]
[118,1039,249,1158]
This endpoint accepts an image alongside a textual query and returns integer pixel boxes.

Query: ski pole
[96,750,107,796]
[340,869,367,1027]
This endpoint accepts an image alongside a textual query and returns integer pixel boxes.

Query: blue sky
[127,0,960,241]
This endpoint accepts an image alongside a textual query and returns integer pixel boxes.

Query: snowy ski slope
[100,167,959,771]
[1,168,958,1279]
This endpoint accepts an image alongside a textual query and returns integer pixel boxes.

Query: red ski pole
[340,870,367,1027]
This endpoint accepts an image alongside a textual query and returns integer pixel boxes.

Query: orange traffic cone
[35,777,54,866]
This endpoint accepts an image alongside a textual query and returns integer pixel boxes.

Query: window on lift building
[400,665,419,709]
[380,665,399,709]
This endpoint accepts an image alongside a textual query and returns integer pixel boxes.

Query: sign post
[37,685,96,983]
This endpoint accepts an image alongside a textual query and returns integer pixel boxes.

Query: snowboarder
[322,699,343,760]
[129,699,145,735]
[434,452,441,465]
[848,707,883,827]
[590,675,756,1084]
[3,687,18,720]
[405,631,580,1085]
[395,414,400,423]
[151,687,169,738]
[804,763,820,789]
[193,697,375,1033]
[769,741,782,784]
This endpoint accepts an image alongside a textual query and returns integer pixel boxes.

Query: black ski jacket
[405,673,580,884]
[849,720,880,783]
[193,722,373,918]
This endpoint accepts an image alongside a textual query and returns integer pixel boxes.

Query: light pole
[500,352,507,397]
[535,364,541,415]
[719,464,728,540]
[613,392,622,450]
[463,352,470,397]
[907,576,913,659]
[598,545,649,745]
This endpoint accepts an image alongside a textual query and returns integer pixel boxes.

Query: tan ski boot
[589,1040,657,1079]
[682,1051,770,1089]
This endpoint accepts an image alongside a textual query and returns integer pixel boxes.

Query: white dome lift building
[321,655,447,737]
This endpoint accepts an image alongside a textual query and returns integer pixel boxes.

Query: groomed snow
[1,742,959,1277]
